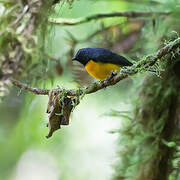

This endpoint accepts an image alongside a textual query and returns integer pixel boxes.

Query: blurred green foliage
[0,0,180,180]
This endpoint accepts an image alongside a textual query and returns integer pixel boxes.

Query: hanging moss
[0,0,76,99]
[113,53,180,180]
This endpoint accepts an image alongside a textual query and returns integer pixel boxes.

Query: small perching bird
[72,48,133,81]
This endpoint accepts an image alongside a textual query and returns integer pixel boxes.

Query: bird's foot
[105,70,118,81]
[101,70,118,84]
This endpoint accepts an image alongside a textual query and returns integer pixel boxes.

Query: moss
[113,54,180,179]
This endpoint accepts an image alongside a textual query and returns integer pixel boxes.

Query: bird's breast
[85,60,120,80]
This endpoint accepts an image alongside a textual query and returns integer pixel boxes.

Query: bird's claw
[101,70,118,84]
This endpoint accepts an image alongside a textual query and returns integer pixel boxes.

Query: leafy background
[0,0,180,180]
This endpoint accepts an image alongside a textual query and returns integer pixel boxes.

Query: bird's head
[72,48,92,66]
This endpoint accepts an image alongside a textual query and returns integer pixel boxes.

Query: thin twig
[49,11,170,26]
[11,79,49,95]
[12,38,180,96]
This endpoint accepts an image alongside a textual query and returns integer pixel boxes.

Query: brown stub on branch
[46,90,79,138]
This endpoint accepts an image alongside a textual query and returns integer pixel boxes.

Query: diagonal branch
[12,38,180,96]
[11,38,180,138]
[49,11,171,26]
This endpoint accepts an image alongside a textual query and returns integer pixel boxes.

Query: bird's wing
[72,61,95,87]
[93,50,133,66]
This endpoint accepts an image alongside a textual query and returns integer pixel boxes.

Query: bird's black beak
[72,57,76,61]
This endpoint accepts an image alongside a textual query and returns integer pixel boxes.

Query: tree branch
[135,38,180,69]
[49,11,170,26]
[12,38,180,96]
[11,79,49,95]
[11,38,180,138]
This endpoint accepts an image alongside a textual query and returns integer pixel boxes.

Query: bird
[72,48,133,81]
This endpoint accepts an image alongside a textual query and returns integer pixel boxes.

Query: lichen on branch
[11,37,180,138]
[12,37,180,97]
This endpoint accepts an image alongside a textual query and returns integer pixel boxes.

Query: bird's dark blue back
[82,48,133,66]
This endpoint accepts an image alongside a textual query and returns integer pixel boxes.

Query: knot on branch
[46,89,80,138]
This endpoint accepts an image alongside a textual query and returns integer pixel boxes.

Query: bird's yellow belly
[85,60,120,80]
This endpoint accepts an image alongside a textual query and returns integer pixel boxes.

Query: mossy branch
[12,38,180,96]
[48,11,170,25]
[11,38,180,138]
